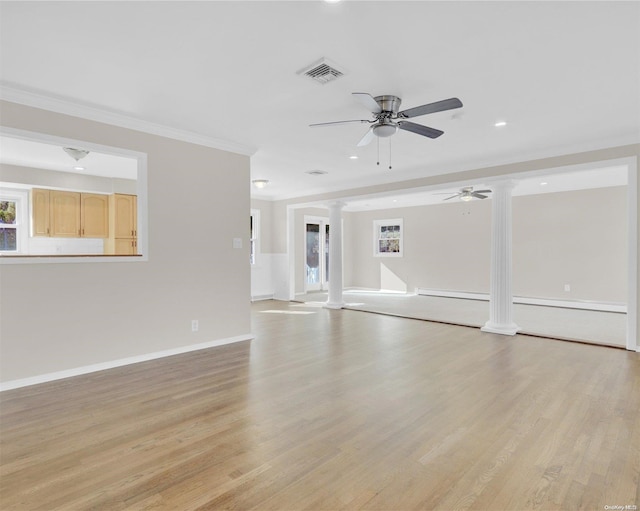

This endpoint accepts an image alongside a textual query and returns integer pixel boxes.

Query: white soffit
[343,166,628,212]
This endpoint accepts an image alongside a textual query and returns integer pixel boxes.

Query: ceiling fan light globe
[373,123,398,138]
[460,195,473,202]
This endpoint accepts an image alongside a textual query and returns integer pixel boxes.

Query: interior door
[305,218,329,291]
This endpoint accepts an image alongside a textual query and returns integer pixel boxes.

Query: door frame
[304,215,329,292]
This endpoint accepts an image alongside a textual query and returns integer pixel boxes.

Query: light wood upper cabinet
[31,189,50,237]
[31,189,110,239]
[50,191,81,238]
[81,193,109,238]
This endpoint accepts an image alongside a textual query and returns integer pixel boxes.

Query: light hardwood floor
[295,291,627,347]
[1,300,639,510]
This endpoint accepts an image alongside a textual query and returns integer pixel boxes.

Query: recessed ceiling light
[349,155,358,160]
[73,166,85,171]
[540,182,548,186]
[306,169,328,175]
[494,121,507,127]
[324,0,342,3]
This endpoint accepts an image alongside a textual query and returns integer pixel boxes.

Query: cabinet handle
[131,229,134,236]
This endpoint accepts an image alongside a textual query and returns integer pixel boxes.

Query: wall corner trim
[0,333,255,392]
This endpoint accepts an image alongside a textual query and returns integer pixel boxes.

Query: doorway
[305,216,329,291]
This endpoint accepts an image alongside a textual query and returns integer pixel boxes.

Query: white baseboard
[251,294,274,302]
[415,288,626,313]
[0,333,254,392]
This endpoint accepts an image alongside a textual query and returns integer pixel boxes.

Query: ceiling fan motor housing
[374,95,402,114]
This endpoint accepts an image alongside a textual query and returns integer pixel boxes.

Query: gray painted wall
[0,101,251,383]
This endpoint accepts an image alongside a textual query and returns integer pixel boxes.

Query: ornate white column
[482,180,520,335]
[325,201,345,309]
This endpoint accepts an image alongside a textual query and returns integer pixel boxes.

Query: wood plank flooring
[1,300,639,510]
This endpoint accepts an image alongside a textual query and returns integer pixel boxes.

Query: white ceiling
[0,1,638,202]
[0,135,138,180]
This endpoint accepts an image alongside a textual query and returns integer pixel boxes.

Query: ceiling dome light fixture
[494,121,507,127]
[252,179,270,189]
[63,147,90,161]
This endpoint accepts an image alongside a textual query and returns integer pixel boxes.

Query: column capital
[489,179,518,193]
[327,200,346,209]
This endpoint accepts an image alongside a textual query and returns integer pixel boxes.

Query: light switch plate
[233,238,243,249]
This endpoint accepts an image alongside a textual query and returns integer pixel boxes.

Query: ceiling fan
[310,93,463,146]
[439,186,492,201]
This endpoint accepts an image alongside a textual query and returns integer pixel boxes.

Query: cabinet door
[50,191,81,237]
[31,188,50,237]
[112,194,136,238]
[81,193,109,238]
[115,238,136,255]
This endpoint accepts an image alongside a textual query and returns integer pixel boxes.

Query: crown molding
[0,83,257,157]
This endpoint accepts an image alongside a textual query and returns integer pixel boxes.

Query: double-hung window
[0,189,28,254]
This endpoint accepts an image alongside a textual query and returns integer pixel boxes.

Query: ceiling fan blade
[310,119,371,127]
[473,189,492,194]
[352,92,382,114]
[397,97,463,119]
[398,121,444,139]
[472,193,488,199]
[357,127,375,147]
[443,194,461,201]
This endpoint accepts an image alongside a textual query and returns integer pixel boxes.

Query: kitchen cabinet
[50,191,81,238]
[32,189,109,239]
[105,194,137,255]
[81,193,109,238]
[31,188,50,236]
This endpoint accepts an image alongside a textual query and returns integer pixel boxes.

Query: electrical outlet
[564,284,571,292]
[191,320,199,332]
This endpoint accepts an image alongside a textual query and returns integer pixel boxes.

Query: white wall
[347,200,492,294]
[344,187,627,303]
[513,187,627,302]
[0,163,136,195]
[250,198,275,300]
[0,101,252,384]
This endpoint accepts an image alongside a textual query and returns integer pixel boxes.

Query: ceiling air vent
[297,58,345,85]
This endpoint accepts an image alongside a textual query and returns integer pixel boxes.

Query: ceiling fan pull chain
[377,136,380,166]
[389,139,392,170]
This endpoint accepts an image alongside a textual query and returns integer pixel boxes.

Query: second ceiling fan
[310,93,463,146]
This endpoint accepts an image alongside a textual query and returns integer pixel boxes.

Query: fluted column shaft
[482,181,520,335]
[325,201,345,309]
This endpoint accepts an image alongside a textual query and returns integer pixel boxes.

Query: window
[0,189,28,254]
[250,209,260,265]
[373,218,403,257]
